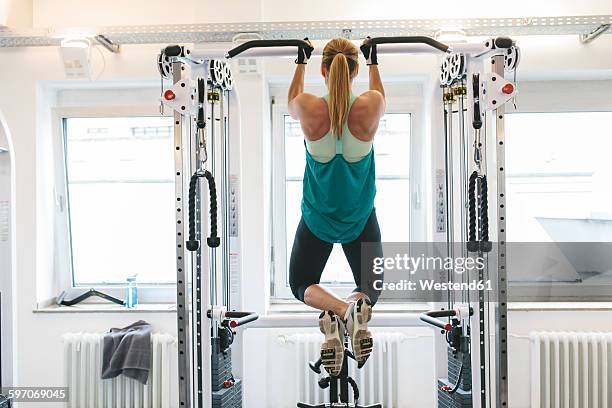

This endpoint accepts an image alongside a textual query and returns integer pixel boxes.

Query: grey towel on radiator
[101,320,152,384]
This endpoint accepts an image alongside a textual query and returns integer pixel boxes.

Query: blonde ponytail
[322,38,359,138]
[328,53,351,138]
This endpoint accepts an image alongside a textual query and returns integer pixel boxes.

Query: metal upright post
[220,89,231,310]
[193,77,206,408]
[173,61,193,408]
[443,89,455,308]
[492,53,509,408]
[209,84,218,308]
[457,82,470,305]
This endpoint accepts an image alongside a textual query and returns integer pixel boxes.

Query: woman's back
[293,90,386,146]
[305,93,374,163]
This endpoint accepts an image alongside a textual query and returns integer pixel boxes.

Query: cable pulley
[157,53,172,79]
[222,62,234,91]
[504,45,520,71]
[210,59,225,88]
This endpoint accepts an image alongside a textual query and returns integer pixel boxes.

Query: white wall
[0,0,32,28]
[30,0,612,28]
[260,0,612,20]
[0,125,12,388]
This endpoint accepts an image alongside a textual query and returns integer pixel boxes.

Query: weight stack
[211,338,243,408]
[447,348,471,391]
[211,341,233,391]
[212,379,242,408]
[437,344,472,408]
[437,379,472,408]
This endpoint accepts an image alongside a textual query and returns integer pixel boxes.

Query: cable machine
[158,46,258,408]
[158,33,518,408]
[419,39,519,408]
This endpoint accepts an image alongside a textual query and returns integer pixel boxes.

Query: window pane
[506,112,612,243]
[375,179,411,241]
[64,117,176,285]
[374,114,411,177]
[283,114,411,284]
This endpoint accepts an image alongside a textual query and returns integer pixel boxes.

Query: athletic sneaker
[345,298,373,368]
[318,310,345,376]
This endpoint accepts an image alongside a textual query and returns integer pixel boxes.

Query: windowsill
[34,303,176,313]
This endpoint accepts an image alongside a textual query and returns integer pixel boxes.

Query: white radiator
[63,332,178,408]
[531,331,612,408]
[279,332,406,407]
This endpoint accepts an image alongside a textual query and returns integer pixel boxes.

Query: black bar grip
[420,310,457,331]
[164,45,183,57]
[427,310,457,318]
[472,74,482,130]
[366,36,449,53]
[420,313,452,332]
[226,39,313,59]
[222,311,259,328]
[494,37,513,49]
[187,170,219,252]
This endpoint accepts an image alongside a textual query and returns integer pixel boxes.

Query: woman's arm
[368,65,385,98]
[349,39,386,139]
[360,38,386,118]
[288,40,319,121]
[364,65,386,118]
[288,64,307,119]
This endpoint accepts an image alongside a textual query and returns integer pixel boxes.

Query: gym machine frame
[159,46,258,408]
[160,33,517,407]
[419,39,517,408]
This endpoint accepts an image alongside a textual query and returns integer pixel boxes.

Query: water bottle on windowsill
[125,275,138,308]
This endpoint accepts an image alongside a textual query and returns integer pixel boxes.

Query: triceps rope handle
[468,171,478,244]
[478,175,490,244]
[187,170,220,251]
[467,172,492,253]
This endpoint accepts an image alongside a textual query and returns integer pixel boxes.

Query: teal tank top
[301,95,377,244]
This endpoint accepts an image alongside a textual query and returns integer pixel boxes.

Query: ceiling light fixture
[434,29,468,43]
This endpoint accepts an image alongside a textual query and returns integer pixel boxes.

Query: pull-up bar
[226,39,313,58]
[188,36,512,60]
[366,36,449,53]
[222,36,451,59]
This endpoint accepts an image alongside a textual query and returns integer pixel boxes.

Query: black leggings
[289,209,383,305]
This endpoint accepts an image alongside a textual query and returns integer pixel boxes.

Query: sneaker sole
[352,300,373,367]
[319,311,344,376]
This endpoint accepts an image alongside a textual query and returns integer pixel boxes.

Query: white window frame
[270,94,426,301]
[505,87,612,301]
[53,106,176,304]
